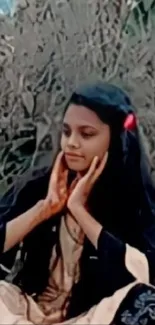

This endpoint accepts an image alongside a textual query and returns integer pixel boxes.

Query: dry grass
[0,0,155,194]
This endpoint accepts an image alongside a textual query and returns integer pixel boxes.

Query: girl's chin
[67,161,89,172]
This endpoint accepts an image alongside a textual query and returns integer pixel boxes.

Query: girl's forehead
[64,104,104,127]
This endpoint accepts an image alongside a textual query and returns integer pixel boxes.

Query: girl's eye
[62,126,96,139]
[62,128,70,137]
[81,132,95,139]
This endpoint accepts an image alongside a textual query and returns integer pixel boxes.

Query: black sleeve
[0,222,6,255]
[142,224,155,284]
[0,184,24,258]
[97,229,135,297]
[0,168,50,259]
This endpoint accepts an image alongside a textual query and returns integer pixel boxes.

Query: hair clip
[123,114,137,130]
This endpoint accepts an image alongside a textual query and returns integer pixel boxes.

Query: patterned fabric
[113,283,155,325]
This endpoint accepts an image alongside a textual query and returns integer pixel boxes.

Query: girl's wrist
[69,204,86,220]
[35,200,53,223]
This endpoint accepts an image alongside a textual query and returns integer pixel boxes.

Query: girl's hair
[68,82,155,245]
[19,82,155,294]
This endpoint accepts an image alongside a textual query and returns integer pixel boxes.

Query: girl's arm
[4,200,48,253]
[67,155,150,291]
[2,151,70,254]
[71,206,149,293]
[68,206,102,249]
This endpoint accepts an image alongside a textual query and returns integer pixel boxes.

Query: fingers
[81,152,108,189]
[48,151,66,198]
[85,156,99,180]
[69,176,79,195]
[45,152,68,213]
[48,170,68,203]
[92,152,108,182]
[75,156,99,188]
[59,170,68,197]
[50,151,64,186]
[50,193,67,215]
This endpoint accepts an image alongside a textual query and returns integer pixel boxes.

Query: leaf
[126,10,141,38]
[0,178,10,196]
[21,91,34,116]
[143,0,154,12]
[35,116,50,149]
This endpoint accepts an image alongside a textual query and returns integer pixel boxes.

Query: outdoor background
[0,0,155,197]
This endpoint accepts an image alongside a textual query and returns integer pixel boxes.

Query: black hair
[68,82,155,245]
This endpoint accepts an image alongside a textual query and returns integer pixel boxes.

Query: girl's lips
[65,154,84,162]
[65,152,84,158]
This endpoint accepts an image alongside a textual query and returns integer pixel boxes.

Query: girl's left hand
[67,152,108,215]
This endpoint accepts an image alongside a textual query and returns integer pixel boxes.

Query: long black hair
[68,82,155,243]
[19,82,155,295]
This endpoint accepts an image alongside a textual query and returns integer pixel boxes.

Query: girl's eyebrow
[63,122,98,131]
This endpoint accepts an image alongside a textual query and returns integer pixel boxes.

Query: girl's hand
[43,151,69,219]
[67,153,108,216]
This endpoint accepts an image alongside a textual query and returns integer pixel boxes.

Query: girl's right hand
[42,151,69,219]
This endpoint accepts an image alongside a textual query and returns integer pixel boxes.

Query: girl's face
[61,104,110,172]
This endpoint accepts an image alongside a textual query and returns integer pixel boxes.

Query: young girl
[0,82,155,324]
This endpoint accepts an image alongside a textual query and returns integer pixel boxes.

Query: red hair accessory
[123,114,137,130]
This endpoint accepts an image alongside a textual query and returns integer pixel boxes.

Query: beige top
[37,214,84,322]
